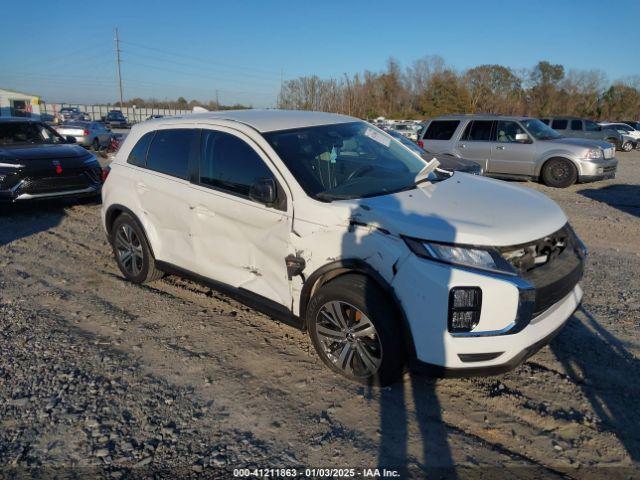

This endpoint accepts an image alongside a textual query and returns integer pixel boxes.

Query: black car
[384,128,484,175]
[0,118,103,203]
[103,110,128,128]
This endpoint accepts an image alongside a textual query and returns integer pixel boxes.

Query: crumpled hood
[344,174,567,247]
[551,137,614,149]
[0,144,90,161]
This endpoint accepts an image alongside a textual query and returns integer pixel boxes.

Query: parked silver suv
[417,115,617,188]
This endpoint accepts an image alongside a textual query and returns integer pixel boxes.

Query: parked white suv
[102,110,586,385]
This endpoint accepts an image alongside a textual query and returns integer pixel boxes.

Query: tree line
[277,56,640,121]
[116,97,251,111]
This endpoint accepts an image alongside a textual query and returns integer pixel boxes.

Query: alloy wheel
[114,224,144,276]
[315,301,382,378]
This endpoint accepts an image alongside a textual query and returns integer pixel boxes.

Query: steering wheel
[346,165,374,182]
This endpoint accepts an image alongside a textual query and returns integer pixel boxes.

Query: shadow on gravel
[0,203,68,247]
[577,184,640,218]
[0,197,99,247]
[550,307,640,461]
[376,376,456,477]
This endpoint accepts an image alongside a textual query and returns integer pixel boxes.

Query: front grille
[603,165,616,173]
[500,225,585,317]
[20,174,92,194]
[604,147,615,159]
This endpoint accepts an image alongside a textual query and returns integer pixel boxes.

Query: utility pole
[114,27,124,107]
[215,89,219,108]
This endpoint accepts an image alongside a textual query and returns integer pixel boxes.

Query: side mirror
[66,135,77,143]
[515,133,531,143]
[249,178,277,206]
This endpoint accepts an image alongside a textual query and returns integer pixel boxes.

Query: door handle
[496,145,505,150]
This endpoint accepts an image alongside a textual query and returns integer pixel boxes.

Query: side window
[496,121,526,143]
[461,120,494,141]
[146,129,193,179]
[423,121,460,140]
[199,130,275,198]
[585,120,600,132]
[551,119,568,130]
[127,131,155,167]
[570,120,583,131]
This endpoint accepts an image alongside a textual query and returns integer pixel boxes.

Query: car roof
[147,109,356,133]
[430,114,532,122]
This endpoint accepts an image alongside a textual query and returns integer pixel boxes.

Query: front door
[488,120,536,176]
[188,127,293,308]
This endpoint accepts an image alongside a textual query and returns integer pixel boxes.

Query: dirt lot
[1,151,639,478]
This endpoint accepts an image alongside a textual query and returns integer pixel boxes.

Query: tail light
[417,140,425,149]
[101,165,111,182]
[83,129,90,136]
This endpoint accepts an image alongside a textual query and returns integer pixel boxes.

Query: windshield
[264,121,440,201]
[386,130,425,155]
[521,119,562,140]
[0,122,66,145]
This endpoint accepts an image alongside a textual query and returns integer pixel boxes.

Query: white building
[0,87,42,118]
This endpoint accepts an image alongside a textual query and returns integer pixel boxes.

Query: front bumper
[578,157,617,182]
[391,236,583,374]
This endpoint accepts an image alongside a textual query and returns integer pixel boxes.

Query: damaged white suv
[102,110,586,385]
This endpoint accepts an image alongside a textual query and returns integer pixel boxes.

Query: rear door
[488,120,536,176]
[188,127,293,308]
[133,127,198,269]
[419,120,460,153]
[454,120,494,170]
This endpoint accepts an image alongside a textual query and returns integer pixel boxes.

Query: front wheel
[307,274,406,386]
[541,158,578,188]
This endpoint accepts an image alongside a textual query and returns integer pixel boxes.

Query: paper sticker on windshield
[364,127,391,147]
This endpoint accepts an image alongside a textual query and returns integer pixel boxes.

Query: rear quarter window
[127,132,154,167]
[423,121,460,140]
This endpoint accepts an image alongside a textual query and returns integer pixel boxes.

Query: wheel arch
[299,259,417,360]
[104,204,157,258]
[536,155,580,178]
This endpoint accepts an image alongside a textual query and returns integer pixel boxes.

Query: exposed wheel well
[299,260,417,359]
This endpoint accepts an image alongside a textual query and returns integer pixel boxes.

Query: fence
[41,103,192,124]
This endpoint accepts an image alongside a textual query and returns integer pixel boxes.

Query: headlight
[404,237,516,275]
[585,148,603,160]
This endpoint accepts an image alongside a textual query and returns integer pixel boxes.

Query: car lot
[0,151,638,475]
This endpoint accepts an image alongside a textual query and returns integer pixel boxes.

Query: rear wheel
[541,158,578,188]
[110,213,163,284]
[307,274,405,386]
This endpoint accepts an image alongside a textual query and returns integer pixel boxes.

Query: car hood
[550,137,613,149]
[343,174,567,247]
[0,144,91,161]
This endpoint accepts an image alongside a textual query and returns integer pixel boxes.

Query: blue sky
[2,0,638,107]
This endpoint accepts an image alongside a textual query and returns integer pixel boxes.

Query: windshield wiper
[414,158,440,186]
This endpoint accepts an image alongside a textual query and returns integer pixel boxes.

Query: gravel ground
[0,151,639,478]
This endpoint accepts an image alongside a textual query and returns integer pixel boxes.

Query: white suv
[102,110,586,385]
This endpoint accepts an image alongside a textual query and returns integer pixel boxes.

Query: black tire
[307,274,406,386]
[110,213,163,284]
[622,141,633,152]
[541,158,578,188]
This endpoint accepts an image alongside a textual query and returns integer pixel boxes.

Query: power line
[120,39,287,78]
